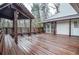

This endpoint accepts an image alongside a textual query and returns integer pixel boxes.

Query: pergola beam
[0,4,11,10]
[11,5,30,19]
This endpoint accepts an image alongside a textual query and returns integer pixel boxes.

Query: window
[46,23,50,28]
[46,23,50,32]
[74,21,79,28]
[51,23,54,29]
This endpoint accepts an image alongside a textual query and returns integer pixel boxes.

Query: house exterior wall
[44,3,79,36]
[56,20,69,35]
[71,19,79,36]
[45,19,79,36]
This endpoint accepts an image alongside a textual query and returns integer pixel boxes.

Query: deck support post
[54,21,56,35]
[29,19,32,36]
[69,19,71,37]
[13,10,19,44]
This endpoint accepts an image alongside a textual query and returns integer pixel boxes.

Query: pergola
[0,3,34,44]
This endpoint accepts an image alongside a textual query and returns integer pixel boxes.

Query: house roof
[42,14,79,23]
[42,3,79,23]
[0,3,34,20]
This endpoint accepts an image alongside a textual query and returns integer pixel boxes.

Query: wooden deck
[1,34,79,55]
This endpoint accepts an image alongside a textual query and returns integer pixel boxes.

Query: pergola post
[13,10,19,44]
[29,19,32,36]
[69,19,71,37]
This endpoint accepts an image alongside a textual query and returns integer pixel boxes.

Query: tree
[31,3,41,19]
[40,3,49,19]
[49,3,60,14]
[31,3,42,28]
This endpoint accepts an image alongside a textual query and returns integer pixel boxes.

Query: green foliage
[31,3,49,28]
[31,3,41,19]
[40,3,49,19]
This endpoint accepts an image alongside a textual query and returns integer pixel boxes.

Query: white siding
[71,19,79,36]
[56,21,69,35]
[45,19,79,36]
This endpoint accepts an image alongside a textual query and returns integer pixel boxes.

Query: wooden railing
[2,27,44,35]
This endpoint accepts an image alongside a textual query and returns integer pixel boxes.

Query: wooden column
[43,23,45,33]
[13,10,19,44]
[69,19,71,37]
[29,19,32,36]
[54,21,56,35]
[51,22,53,33]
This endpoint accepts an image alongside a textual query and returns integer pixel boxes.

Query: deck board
[1,34,79,55]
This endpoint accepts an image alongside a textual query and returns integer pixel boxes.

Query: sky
[23,3,32,12]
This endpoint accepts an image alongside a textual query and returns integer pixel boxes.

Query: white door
[56,21,69,35]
